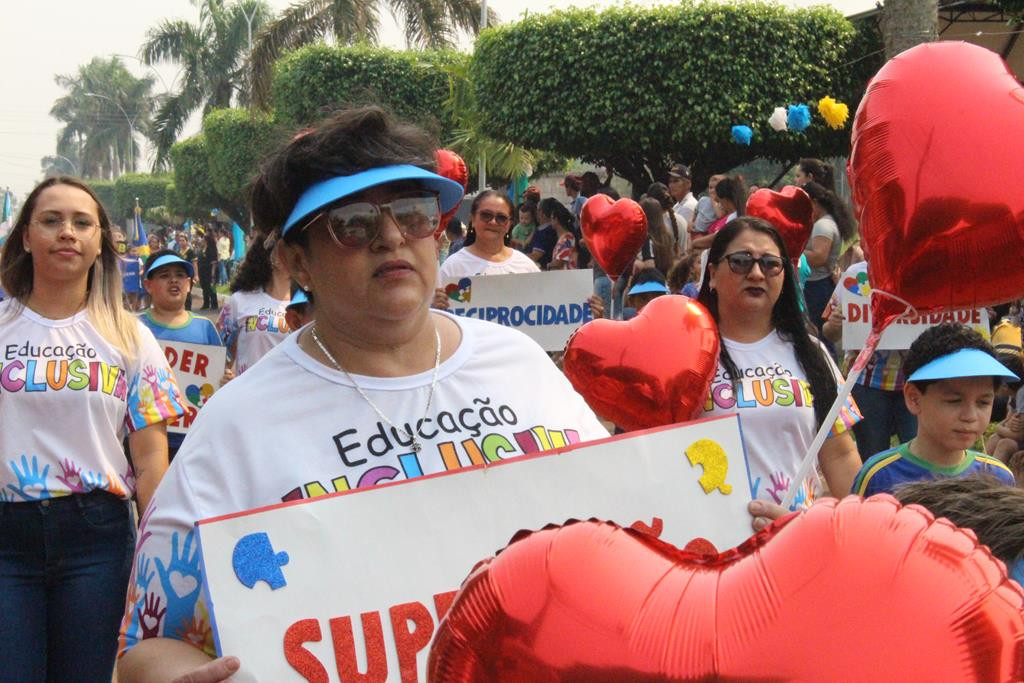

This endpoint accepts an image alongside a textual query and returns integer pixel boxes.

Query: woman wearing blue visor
[117,107,608,681]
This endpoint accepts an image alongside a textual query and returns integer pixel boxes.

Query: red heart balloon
[562,295,719,431]
[849,42,1024,332]
[580,194,648,280]
[745,185,813,263]
[430,497,1024,681]
[435,149,469,237]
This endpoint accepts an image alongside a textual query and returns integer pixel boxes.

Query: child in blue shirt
[139,250,227,459]
[853,323,1017,496]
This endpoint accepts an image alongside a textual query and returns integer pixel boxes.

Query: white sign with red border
[441,269,594,351]
[159,340,226,435]
[838,264,989,349]
[196,414,752,682]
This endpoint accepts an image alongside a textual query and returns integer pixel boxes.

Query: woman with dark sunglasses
[437,190,539,280]
[696,217,861,513]
[116,107,608,682]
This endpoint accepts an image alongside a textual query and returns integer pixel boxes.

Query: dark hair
[798,158,835,192]
[595,186,621,200]
[142,248,186,279]
[905,323,1002,392]
[229,236,276,293]
[667,254,697,293]
[646,182,680,244]
[893,475,1024,567]
[802,181,856,242]
[997,352,1024,391]
[697,217,837,429]
[714,176,746,216]
[630,266,666,287]
[444,216,464,239]
[542,199,573,233]
[517,201,539,226]
[563,175,582,192]
[251,106,438,245]
[580,172,601,197]
[464,190,514,247]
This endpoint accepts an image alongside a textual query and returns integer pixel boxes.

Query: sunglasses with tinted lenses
[300,192,441,248]
[719,251,785,277]
[476,209,511,226]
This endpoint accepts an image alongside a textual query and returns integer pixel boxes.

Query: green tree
[141,0,273,168]
[471,3,883,195]
[49,57,154,178]
[272,44,459,140]
[248,0,495,107]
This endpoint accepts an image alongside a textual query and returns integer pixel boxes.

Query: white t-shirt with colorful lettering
[216,290,290,375]
[119,312,608,656]
[0,300,185,501]
[701,331,860,510]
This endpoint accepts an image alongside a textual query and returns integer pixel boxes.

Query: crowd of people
[1,106,1022,682]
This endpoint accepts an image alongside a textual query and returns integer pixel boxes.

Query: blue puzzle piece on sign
[232,532,289,590]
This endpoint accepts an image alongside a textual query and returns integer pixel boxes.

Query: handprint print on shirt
[182,616,212,651]
[80,469,110,493]
[56,458,87,493]
[155,529,203,640]
[137,592,167,639]
[7,455,51,500]
[766,471,791,505]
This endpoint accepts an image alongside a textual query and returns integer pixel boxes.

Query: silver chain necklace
[310,325,441,454]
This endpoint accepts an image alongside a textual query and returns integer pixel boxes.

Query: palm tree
[50,57,154,179]
[880,0,937,58]
[141,0,273,169]
[248,0,495,108]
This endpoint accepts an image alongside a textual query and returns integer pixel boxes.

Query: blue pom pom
[787,104,812,132]
[731,125,753,145]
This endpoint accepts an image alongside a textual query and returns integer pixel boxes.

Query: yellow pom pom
[817,96,849,130]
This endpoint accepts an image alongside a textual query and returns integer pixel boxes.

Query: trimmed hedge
[111,173,173,222]
[272,44,464,140]
[168,135,219,219]
[88,179,117,218]
[203,108,279,221]
[470,3,883,191]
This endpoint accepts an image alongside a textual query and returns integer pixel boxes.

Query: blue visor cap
[628,281,670,296]
[281,164,465,237]
[907,348,1019,383]
[144,254,194,279]
[287,289,309,309]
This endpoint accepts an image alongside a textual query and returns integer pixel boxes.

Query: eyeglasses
[32,215,100,235]
[299,192,441,248]
[718,251,785,277]
[476,210,511,226]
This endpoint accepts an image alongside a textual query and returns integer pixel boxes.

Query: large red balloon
[849,42,1024,332]
[745,185,813,264]
[430,496,1024,681]
[580,194,647,280]
[435,149,469,237]
[562,295,719,431]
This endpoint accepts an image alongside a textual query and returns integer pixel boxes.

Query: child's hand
[219,368,235,387]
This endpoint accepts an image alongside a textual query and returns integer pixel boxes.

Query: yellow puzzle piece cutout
[685,439,732,495]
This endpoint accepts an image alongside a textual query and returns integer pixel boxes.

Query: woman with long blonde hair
[0,176,184,681]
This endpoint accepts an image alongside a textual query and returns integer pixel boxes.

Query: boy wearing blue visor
[854,323,1017,496]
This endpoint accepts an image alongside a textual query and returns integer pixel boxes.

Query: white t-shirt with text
[216,289,290,375]
[700,331,859,510]
[119,312,608,656]
[438,247,540,279]
[0,300,185,501]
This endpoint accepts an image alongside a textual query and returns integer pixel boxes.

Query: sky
[0,0,873,199]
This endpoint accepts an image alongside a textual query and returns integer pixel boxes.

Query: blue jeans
[0,491,135,682]
[851,383,917,461]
